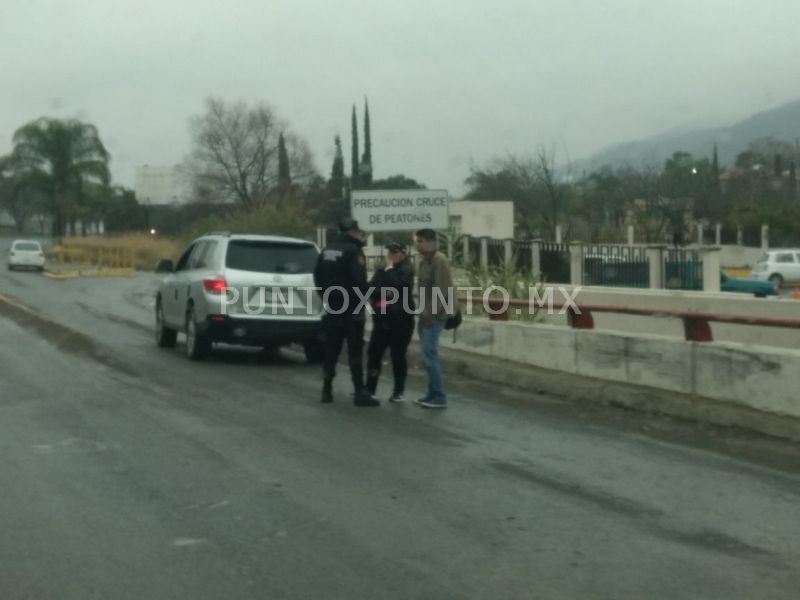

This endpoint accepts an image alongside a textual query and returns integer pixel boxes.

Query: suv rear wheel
[185,306,211,361]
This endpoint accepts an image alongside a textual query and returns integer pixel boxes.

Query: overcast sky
[2,0,800,196]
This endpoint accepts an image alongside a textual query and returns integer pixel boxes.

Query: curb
[43,268,135,279]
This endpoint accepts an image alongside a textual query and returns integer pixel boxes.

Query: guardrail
[460,296,800,343]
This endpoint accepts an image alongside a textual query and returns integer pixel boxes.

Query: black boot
[321,379,333,404]
[354,388,380,407]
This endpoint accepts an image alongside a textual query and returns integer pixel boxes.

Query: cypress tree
[789,161,797,202]
[277,132,291,195]
[329,135,345,199]
[774,153,783,178]
[712,143,720,177]
[351,105,360,187]
[361,98,373,185]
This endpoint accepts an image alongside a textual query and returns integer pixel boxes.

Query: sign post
[351,189,450,233]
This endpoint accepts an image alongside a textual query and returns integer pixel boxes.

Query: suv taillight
[203,277,227,293]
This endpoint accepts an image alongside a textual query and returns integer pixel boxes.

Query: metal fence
[540,242,570,284]
[467,237,482,265]
[487,238,505,268]
[512,240,533,272]
[582,245,649,288]
[664,248,703,290]
[720,226,739,245]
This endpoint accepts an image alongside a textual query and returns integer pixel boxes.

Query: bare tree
[465,146,574,239]
[184,98,317,209]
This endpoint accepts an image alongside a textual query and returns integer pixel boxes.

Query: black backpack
[444,310,462,330]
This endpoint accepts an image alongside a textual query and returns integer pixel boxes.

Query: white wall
[449,200,514,239]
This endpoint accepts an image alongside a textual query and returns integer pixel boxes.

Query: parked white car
[750,249,800,288]
[8,240,46,271]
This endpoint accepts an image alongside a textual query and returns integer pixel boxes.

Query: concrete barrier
[440,318,800,425]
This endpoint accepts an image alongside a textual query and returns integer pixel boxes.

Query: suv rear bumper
[202,315,323,346]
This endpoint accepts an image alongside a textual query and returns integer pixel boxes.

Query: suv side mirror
[156,259,174,273]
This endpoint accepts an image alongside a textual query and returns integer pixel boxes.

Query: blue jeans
[418,320,446,403]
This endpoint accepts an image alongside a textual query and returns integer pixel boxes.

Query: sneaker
[354,390,380,407]
[389,393,406,403]
[415,398,447,409]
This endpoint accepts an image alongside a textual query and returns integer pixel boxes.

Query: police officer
[366,242,415,402]
[313,218,379,406]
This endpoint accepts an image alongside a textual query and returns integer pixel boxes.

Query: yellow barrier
[49,244,135,278]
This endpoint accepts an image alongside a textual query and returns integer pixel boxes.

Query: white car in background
[7,240,46,271]
[750,249,800,288]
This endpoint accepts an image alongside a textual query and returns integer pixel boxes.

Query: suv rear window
[13,242,40,251]
[225,240,317,274]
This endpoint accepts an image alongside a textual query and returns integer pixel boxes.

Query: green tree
[577,168,627,242]
[350,104,360,188]
[361,98,373,185]
[370,174,425,189]
[790,161,798,202]
[11,117,110,236]
[661,151,720,219]
[0,155,39,232]
[104,186,148,233]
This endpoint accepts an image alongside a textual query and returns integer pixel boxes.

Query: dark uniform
[313,218,378,406]
[366,247,415,401]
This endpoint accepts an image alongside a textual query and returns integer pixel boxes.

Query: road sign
[351,189,449,232]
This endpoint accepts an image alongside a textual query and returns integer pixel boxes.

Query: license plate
[246,287,290,309]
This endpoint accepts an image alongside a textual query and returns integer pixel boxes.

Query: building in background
[135,165,190,205]
[448,200,514,239]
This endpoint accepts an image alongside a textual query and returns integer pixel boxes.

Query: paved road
[2,237,800,599]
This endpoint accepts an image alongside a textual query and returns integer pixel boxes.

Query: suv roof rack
[204,231,231,237]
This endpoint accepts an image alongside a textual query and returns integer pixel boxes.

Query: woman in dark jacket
[366,242,415,402]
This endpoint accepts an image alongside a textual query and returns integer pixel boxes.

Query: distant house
[135,165,191,205]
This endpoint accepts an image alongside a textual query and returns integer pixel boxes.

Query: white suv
[750,249,800,288]
[155,233,325,361]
